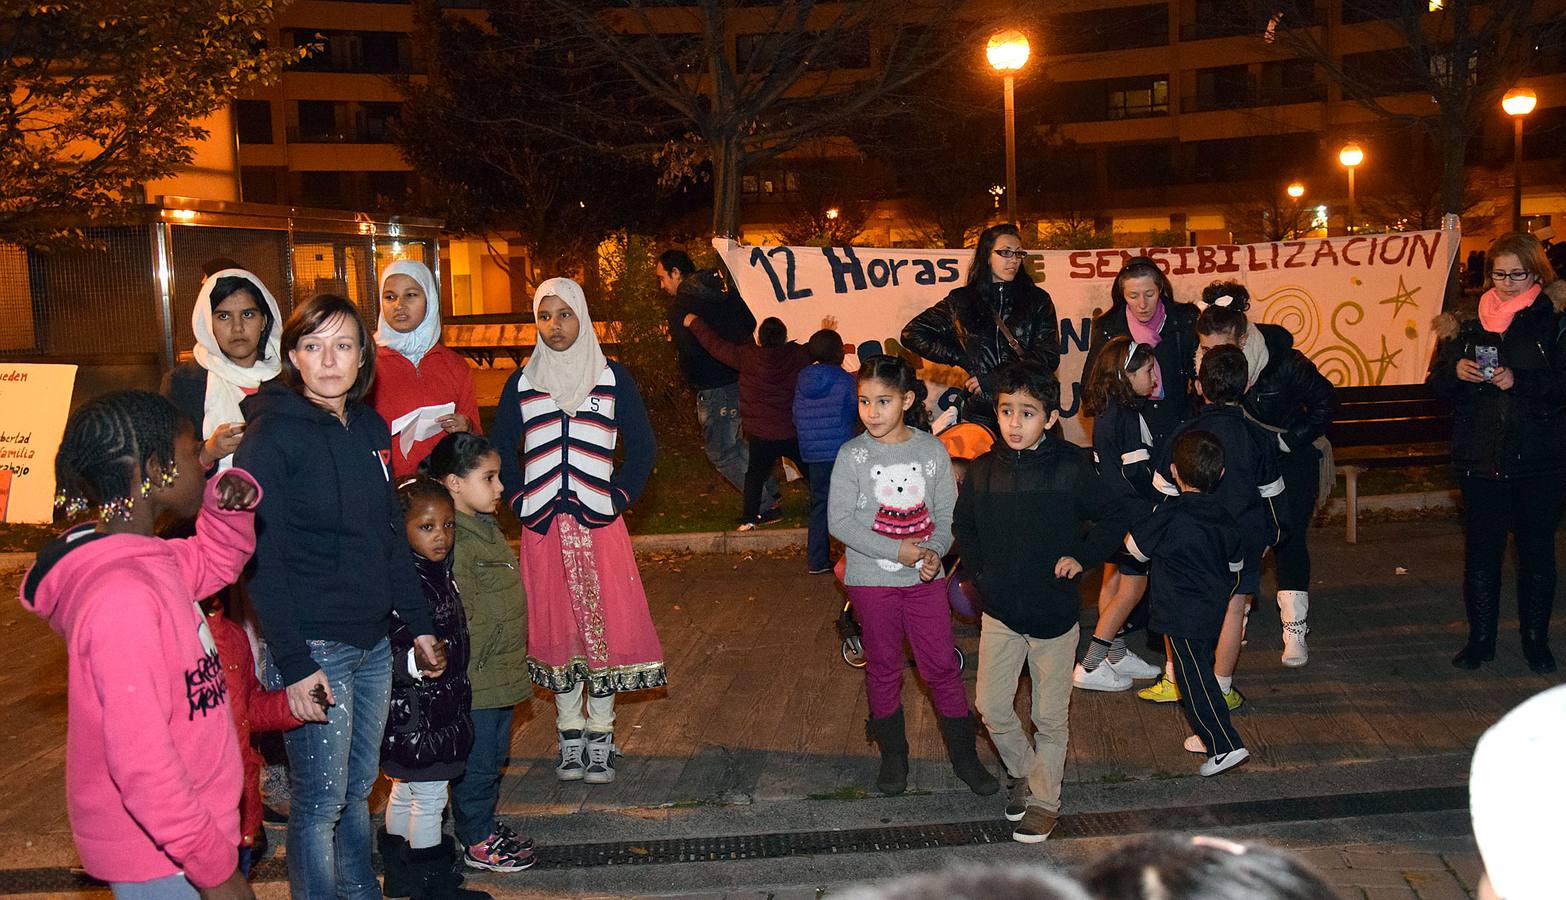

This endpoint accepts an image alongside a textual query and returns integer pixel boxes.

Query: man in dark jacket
[658,250,780,521]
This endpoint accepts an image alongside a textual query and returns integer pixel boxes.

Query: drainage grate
[0,785,1467,893]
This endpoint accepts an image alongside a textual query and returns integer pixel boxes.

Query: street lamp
[825,207,840,220]
[987,30,1030,224]
[1338,142,1364,234]
[1502,87,1537,231]
[1286,182,1306,200]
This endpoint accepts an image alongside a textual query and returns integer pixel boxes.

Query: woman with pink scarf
[1085,257,1201,447]
[1429,232,1566,675]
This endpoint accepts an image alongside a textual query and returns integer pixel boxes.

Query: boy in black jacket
[1126,429,1250,776]
[954,361,1132,844]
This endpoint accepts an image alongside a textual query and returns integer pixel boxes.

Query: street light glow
[1502,87,1537,117]
[825,207,840,220]
[986,30,1030,72]
[1338,143,1364,168]
[1287,182,1306,199]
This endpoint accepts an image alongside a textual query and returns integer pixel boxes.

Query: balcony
[1185,82,1327,112]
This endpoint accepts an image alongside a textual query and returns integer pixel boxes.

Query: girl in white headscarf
[490,277,664,787]
[163,268,283,470]
[368,259,481,478]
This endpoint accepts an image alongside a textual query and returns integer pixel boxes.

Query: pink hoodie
[20,472,261,889]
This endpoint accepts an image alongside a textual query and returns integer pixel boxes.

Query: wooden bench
[1323,383,1452,543]
[442,315,622,367]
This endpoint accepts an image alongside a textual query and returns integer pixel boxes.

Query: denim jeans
[806,460,835,571]
[110,874,197,899]
[450,705,515,847]
[264,639,392,900]
[696,383,778,514]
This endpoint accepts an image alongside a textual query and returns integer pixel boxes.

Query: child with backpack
[793,329,858,574]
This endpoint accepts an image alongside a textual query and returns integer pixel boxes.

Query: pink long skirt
[520,514,666,695]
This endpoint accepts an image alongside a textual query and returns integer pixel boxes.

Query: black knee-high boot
[866,708,908,795]
[936,712,999,796]
[1519,571,1557,674]
[1454,570,1500,669]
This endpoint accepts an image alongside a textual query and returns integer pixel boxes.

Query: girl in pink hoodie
[21,391,261,899]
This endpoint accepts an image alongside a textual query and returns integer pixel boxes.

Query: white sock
[1216,675,1233,693]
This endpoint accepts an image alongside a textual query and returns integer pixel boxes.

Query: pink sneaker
[463,832,536,872]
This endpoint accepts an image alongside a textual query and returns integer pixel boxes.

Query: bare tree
[1224,181,1318,242]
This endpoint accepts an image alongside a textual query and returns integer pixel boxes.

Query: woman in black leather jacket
[901,223,1059,437]
[1084,257,1200,447]
[1194,282,1334,669]
[1429,232,1566,674]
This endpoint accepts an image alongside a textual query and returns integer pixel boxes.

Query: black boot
[1453,570,1500,669]
[866,709,909,795]
[377,829,413,898]
[1519,571,1557,674]
[936,712,999,796]
[404,837,492,899]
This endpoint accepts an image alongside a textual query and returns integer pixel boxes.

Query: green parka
[451,511,529,709]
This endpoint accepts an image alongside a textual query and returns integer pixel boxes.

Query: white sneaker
[1200,747,1250,777]
[1183,734,1206,753]
[1109,649,1162,680]
[1282,621,1310,667]
[1073,662,1132,692]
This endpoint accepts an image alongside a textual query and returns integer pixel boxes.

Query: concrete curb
[1320,489,1459,517]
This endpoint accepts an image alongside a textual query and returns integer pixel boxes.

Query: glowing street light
[1286,182,1306,200]
[987,30,1031,224]
[825,207,840,220]
[1503,87,1537,231]
[1338,142,1364,234]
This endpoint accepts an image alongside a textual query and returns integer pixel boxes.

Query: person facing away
[1126,429,1250,777]
[792,328,858,574]
[22,390,263,899]
[954,359,1133,844]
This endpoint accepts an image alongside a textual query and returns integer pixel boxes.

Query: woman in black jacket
[1429,232,1566,675]
[901,223,1059,437]
[1194,283,1335,668]
[1084,257,1200,447]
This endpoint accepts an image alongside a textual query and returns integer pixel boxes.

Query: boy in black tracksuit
[1126,429,1249,776]
[954,361,1132,844]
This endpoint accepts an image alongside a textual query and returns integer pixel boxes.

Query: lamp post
[987,30,1030,224]
[1286,181,1305,200]
[1285,182,1306,238]
[1502,87,1537,232]
[1338,142,1364,234]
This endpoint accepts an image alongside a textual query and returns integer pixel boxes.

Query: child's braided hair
[55,391,182,516]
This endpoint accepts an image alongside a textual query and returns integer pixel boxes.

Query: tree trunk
[710,135,743,238]
[1436,115,1469,218]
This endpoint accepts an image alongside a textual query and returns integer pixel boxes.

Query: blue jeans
[696,383,778,515]
[806,460,835,571]
[450,705,515,847]
[264,639,392,900]
[110,874,197,899]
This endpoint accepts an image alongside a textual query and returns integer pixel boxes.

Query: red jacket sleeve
[452,353,483,436]
[247,686,301,734]
[688,318,745,371]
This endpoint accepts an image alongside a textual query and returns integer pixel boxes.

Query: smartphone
[1475,344,1499,380]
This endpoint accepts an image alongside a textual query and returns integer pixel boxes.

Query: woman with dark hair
[1084,256,1199,446]
[163,268,284,470]
[901,223,1060,437]
[235,294,446,899]
[1079,833,1336,900]
[1429,232,1566,674]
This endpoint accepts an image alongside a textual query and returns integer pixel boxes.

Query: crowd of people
[17,226,1565,896]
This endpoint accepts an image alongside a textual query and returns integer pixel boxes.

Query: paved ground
[1,514,1560,898]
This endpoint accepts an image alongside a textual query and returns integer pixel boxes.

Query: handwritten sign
[0,364,78,523]
[717,231,1455,444]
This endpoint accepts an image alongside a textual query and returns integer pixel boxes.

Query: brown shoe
[1012,806,1058,844]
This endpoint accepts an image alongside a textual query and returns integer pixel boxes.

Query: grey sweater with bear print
[828,430,956,588]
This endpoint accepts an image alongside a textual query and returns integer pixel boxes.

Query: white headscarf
[375,260,442,367]
[191,269,283,448]
[523,277,606,416]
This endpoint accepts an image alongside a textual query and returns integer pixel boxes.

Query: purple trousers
[848,579,971,719]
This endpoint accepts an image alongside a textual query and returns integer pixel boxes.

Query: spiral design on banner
[1255,285,1320,354]
[1309,301,1374,386]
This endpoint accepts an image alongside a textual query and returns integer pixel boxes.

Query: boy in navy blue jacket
[1125,428,1249,776]
[792,329,857,574]
[1141,345,1283,711]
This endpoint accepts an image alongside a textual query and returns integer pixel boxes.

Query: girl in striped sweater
[491,277,664,786]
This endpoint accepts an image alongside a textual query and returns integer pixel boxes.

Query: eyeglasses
[1490,270,1532,283]
[993,249,1030,260]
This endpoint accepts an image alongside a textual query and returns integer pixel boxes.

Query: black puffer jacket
[1428,287,1566,481]
[1244,324,1336,455]
[382,553,474,781]
[902,279,1059,435]
[1085,300,1199,446]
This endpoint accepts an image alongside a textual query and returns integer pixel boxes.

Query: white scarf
[375,260,442,368]
[1193,322,1271,390]
[191,269,283,464]
[523,277,606,416]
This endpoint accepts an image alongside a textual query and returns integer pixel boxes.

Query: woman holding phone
[1429,232,1566,674]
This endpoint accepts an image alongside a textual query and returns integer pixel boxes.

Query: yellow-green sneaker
[1137,677,1180,702]
[1224,687,1245,711]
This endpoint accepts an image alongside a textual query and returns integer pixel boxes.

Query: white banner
[716,231,1456,444]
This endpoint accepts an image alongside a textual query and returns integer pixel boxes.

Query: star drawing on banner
[1372,335,1403,384]
[1378,276,1421,318]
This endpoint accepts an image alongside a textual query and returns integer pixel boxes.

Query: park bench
[442,315,621,367]
[1323,383,1452,543]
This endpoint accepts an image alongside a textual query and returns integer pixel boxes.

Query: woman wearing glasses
[1429,231,1566,674]
[901,223,1059,437]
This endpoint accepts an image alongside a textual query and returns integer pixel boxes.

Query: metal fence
[0,199,442,372]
